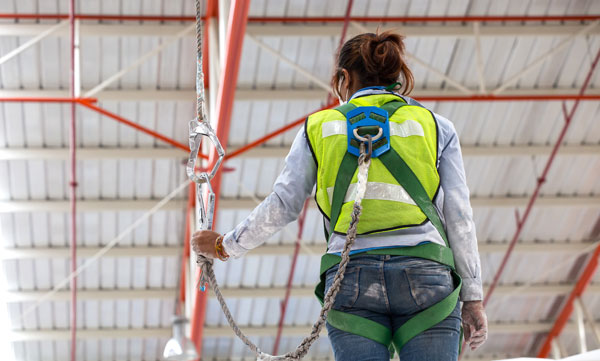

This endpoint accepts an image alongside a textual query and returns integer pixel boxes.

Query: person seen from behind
[192,30,488,361]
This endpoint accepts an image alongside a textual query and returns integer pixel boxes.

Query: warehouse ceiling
[1,0,600,360]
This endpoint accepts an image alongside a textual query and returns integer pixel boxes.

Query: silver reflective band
[322,120,425,139]
[322,120,346,138]
[391,119,424,137]
[327,182,417,205]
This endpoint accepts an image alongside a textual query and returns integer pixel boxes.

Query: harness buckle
[346,106,391,158]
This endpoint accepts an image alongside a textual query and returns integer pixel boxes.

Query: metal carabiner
[187,120,225,183]
[187,118,225,232]
[357,134,373,164]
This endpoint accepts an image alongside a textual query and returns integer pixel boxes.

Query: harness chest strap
[316,100,462,354]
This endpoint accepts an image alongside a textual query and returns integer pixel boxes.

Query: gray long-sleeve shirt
[223,90,483,301]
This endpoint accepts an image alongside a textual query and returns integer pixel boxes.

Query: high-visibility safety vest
[305,94,463,356]
[306,93,440,236]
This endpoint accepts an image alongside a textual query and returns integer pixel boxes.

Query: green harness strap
[316,100,462,355]
[379,147,449,247]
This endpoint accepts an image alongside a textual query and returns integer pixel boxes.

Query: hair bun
[332,30,414,96]
[359,32,402,82]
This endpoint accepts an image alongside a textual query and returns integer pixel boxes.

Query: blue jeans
[325,254,461,361]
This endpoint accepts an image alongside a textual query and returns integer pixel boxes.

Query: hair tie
[385,82,402,91]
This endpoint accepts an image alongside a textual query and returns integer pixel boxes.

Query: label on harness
[346,106,391,158]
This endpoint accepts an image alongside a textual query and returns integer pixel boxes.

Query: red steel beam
[0,13,200,21]
[0,97,207,157]
[484,44,600,308]
[204,0,251,212]
[178,0,216,312]
[472,41,600,361]
[413,94,600,102]
[0,13,598,23]
[76,100,200,155]
[273,198,310,354]
[178,184,196,310]
[68,0,77,360]
[0,94,599,106]
[535,47,600,358]
[537,245,600,357]
[0,97,96,103]
[252,15,600,23]
[222,91,600,161]
[189,0,251,356]
[274,3,353,350]
[225,100,338,160]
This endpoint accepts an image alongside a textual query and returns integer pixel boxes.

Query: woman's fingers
[469,338,486,350]
[464,324,474,342]
[467,327,487,350]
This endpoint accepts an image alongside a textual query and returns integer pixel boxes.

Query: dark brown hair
[332,31,414,98]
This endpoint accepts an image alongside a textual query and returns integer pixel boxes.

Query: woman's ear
[340,68,351,100]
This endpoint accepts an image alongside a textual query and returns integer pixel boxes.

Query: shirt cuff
[222,230,250,259]
[459,276,483,301]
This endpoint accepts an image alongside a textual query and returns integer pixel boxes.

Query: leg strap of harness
[327,309,393,346]
[315,243,462,354]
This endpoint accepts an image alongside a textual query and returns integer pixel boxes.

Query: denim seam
[380,260,391,313]
[404,270,421,310]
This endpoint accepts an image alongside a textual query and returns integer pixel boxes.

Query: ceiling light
[163,316,199,361]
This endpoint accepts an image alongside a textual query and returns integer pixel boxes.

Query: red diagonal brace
[535,46,600,358]
[77,100,204,156]
[484,43,600,309]
[537,244,600,357]
[225,100,338,160]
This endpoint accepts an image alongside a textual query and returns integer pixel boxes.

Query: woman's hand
[462,300,488,350]
[191,230,221,259]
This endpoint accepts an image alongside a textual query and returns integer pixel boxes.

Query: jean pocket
[405,265,453,310]
[325,266,360,309]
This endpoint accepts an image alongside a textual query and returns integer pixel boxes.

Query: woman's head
[332,31,414,102]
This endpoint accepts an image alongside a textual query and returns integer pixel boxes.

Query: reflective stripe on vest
[322,119,425,139]
[326,182,416,206]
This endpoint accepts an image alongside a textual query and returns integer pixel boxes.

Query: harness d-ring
[346,106,391,158]
[353,127,383,143]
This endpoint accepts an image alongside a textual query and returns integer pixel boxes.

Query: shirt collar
[349,86,405,102]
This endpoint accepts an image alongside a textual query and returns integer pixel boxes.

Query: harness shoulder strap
[328,152,358,237]
[379,149,449,246]
[334,102,357,117]
[380,100,406,116]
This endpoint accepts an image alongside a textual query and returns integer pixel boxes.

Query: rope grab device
[187,1,376,359]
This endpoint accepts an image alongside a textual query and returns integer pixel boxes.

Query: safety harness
[314,100,462,355]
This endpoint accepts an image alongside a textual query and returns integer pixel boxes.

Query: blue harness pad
[346,106,391,158]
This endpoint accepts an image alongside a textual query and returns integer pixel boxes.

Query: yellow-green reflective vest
[305,94,440,235]
[309,95,463,355]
